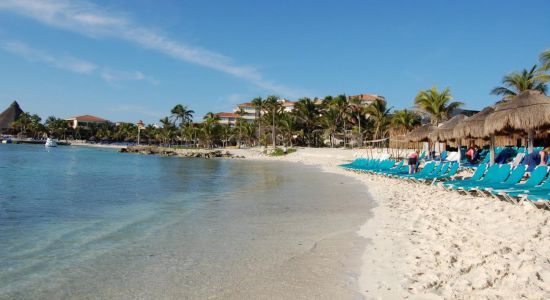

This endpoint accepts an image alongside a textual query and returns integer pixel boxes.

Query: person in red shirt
[408,150,419,174]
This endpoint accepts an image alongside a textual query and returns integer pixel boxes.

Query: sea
[0,144,371,299]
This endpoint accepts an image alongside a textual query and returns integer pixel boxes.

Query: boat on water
[45,138,58,147]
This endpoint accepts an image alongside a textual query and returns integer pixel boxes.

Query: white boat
[45,138,58,147]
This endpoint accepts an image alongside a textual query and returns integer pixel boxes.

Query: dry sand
[228,147,550,299]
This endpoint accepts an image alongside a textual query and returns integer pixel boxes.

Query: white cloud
[0,39,156,85]
[0,0,309,98]
[0,40,97,74]
[100,69,159,86]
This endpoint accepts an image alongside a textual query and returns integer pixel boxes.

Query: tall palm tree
[320,108,339,147]
[390,109,421,135]
[414,86,463,125]
[327,95,352,146]
[491,65,549,100]
[170,104,194,125]
[251,97,264,145]
[235,107,246,148]
[349,96,366,146]
[264,95,281,147]
[364,99,392,140]
[540,49,550,71]
[201,112,220,148]
[278,113,300,147]
[293,97,319,146]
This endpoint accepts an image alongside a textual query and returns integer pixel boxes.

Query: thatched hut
[453,106,495,140]
[484,90,550,153]
[0,101,23,132]
[431,114,468,142]
[406,124,437,142]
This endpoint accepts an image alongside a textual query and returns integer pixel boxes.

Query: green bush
[266,147,297,156]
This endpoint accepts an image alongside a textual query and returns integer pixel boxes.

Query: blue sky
[0,0,549,124]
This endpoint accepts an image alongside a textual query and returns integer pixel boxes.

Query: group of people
[406,145,550,174]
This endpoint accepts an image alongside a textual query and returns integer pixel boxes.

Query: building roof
[281,101,296,107]
[347,93,385,102]
[66,115,109,122]
[217,112,238,118]
[0,101,23,129]
[237,102,254,108]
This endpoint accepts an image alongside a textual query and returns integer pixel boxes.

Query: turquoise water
[0,145,371,299]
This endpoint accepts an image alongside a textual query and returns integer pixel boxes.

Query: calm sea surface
[0,144,371,299]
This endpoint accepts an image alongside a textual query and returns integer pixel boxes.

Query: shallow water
[0,145,372,299]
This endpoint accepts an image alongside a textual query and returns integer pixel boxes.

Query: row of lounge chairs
[340,158,550,209]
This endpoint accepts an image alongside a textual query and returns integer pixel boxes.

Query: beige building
[65,115,110,129]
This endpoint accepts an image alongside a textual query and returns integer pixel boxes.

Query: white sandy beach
[226,147,550,299]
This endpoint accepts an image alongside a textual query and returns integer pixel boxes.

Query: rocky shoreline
[120,145,240,159]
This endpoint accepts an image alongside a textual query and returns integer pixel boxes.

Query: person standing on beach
[408,150,419,174]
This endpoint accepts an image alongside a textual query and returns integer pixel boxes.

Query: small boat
[45,138,58,147]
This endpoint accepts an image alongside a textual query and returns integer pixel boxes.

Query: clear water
[0,145,371,299]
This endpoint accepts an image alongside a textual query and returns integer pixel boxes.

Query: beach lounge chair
[473,165,526,197]
[410,162,450,183]
[396,162,436,179]
[441,164,488,191]
[457,164,511,194]
[373,160,404,175]
[417,162,460,185]
[497,166,550,204]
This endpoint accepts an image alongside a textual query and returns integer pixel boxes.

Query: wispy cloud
[0,40,97,74]
[0,40,157,85]
[100,69,159,86]
[0,0,309,98]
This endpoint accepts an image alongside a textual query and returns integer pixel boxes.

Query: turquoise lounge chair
[457,164,511,193]
[441,164,488,190]
[397,162,436,179]
[473,165,526,196]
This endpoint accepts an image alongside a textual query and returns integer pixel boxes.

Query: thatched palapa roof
[431,114,467,141]
[0,101,23,130]
[406,124,437,142]
[453,106,495,139]
[484,90,550,135]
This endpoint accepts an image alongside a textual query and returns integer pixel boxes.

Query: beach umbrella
[430,114,468,162]
[484,90,550,154]
[453,106,495,139]
[406,124,437,142]
[453,105,503,165]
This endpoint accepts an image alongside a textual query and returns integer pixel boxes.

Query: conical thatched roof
[431,114,467,141]
[406,124,437,142]
[0,101,23,130]
[453,106,495,139]
[484,90,550,135]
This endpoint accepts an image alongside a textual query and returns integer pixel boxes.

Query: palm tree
[12,112,32,135]
[201,112,220,148]
[491,65,549,100]
[390,109,421,135]
[264,95,281,147]
[251,97,264,145]
[320,108,339,148]
[364,99,392,140]
[219,124,233,148]
[235,107,246,148]
[170,104,194,125]
[293,97,319,146]
[349,96,366,146]
[540,49,550,71]
[278,113,300,147]
[327,95,352,146]
[414,86,463,125]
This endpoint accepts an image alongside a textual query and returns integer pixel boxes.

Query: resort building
[217,112,239,126]
[65,115,110,129]
[215,93,381,124]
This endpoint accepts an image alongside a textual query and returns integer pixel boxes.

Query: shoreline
[221,147,550,299]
